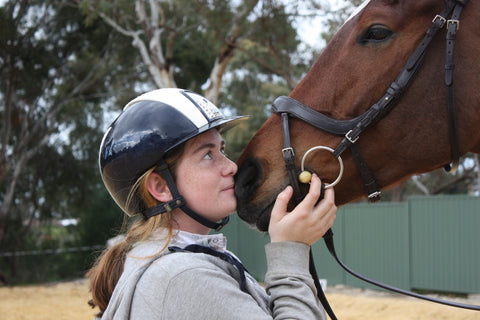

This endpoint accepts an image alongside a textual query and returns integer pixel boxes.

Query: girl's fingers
[323,187,335,203]
[313,187,336,219]
[269,174,337,245]
[270,185,293,223]
[295,174,321,210]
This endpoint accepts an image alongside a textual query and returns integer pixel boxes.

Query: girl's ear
[147,172,172,203]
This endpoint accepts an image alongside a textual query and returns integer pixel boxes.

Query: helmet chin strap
[142,160,229,232]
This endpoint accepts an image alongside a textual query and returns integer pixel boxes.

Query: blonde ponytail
[88,146,184,315]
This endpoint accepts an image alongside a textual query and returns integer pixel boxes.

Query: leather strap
[143,160,229,231]
[169,244,251,293]
[444,0,467,171]
[323,227,480,311]
[281,113,306,203]
[350,143,381,201]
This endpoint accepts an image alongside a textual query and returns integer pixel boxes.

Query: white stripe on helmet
[124,88,222,129]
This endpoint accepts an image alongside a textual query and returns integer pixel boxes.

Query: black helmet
[99,88,247,230]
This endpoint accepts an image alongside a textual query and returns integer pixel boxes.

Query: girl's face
[175,129,238,225]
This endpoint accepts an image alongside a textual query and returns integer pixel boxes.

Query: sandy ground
[0,279,479,320]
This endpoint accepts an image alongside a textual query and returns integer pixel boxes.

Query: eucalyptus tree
[78,0,324,101]
[0,0,134,281]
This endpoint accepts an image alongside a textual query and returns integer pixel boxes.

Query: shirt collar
[173,230,227,251]
[147,228,227,252]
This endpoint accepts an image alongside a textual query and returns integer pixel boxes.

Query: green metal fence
[222,195,480,294]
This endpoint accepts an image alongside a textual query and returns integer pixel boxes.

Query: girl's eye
[203,152,213,160]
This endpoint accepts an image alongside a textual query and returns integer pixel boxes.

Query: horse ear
[146,172,173,203]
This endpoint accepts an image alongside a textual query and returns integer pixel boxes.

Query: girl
[88,88,336,319]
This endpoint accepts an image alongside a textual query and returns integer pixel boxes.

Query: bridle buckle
[367,191,382,200]
[282,146,295,158]
[433,14,446,27]
[447,19,460,31]
[345,130,359,144]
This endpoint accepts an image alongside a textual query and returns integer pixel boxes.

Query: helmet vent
[182,91,223,121]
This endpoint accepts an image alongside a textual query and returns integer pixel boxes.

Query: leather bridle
[274,0,467,202]
[273,0,479,317]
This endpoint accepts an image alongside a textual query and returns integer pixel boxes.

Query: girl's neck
[173,209,211,235]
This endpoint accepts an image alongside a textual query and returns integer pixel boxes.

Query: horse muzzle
[234,158,263,223]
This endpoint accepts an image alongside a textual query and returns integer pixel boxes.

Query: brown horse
[235,0,480,231]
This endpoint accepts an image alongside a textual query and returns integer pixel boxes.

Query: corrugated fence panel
[222,211,347,284]
[221,214,269,280]
[342,202,410,290]
[224,195,479,294]
[409,196,480,294]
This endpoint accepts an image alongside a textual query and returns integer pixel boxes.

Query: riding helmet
[99,88,247,218]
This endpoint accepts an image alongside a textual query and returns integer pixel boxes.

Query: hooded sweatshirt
[98,229,326,320]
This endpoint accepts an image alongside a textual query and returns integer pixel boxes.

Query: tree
[78,0,248,102]
[78,0,322,101]
[0,0,134,281]
[1,0,328,282]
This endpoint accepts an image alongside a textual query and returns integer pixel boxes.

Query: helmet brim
[164,115,249,154]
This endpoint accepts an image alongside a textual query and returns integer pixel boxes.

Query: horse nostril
[235,158,262,193]
[240,163,257,186]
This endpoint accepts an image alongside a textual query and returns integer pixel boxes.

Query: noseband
[273,0,480,317]
[274,0,466,202]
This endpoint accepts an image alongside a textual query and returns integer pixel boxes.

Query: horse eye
[357,25,393,45]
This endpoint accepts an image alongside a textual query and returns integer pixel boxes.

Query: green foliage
[0,0,139,284]
[221,73,291,161]
[75,185,124,247]
[319,0,365,43]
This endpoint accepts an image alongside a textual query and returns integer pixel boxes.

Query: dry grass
[0,280,479,319]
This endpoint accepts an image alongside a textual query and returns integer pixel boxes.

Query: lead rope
[308,184,339,320]
[322,228,480,311]
[280,110,480,318]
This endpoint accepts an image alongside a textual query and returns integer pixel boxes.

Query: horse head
[235,0,480,231]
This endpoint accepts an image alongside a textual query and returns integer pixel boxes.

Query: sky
[294,0,362,50]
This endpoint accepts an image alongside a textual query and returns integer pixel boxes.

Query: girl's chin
[221,206,237,220]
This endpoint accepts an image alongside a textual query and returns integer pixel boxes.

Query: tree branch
[205,0,260,103]
[411,175,430,195]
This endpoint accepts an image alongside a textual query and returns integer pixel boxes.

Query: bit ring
[300,146,344,189]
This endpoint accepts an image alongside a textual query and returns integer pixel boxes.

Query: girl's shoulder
[146,247,233,277]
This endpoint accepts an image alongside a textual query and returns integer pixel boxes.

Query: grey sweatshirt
[99,229,326,319]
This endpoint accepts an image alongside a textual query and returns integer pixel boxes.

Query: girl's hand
[268,174,337,246]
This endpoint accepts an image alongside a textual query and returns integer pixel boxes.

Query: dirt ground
[1,279,479,320]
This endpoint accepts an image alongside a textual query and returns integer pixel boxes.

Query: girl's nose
[223,157,238,176]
